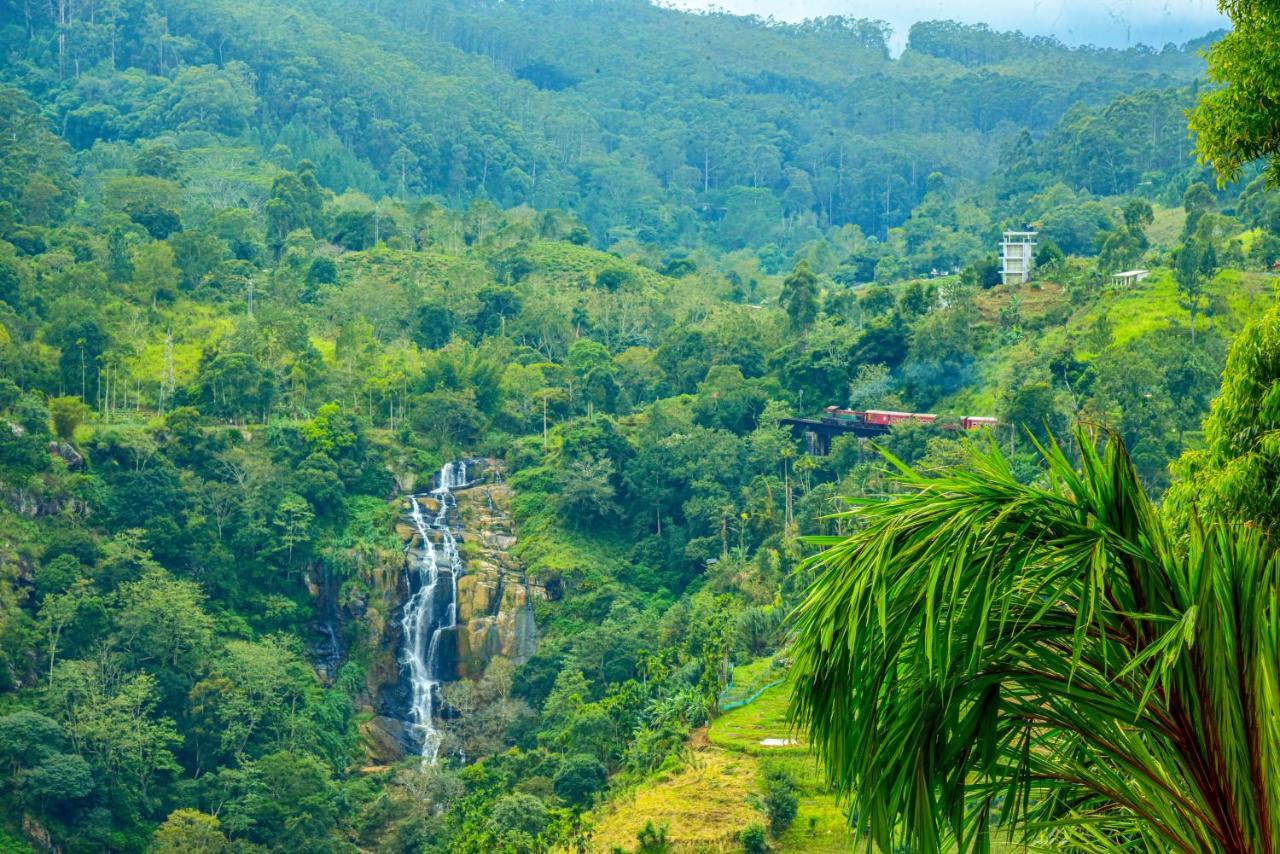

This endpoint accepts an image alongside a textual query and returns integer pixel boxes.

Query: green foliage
[782,262,819,331]
[0,2,1255,851]
[1193,0,1280,183]
[149,809,230,853]
[47,399,89,445]
[235,751,338,849]
[553,753,607,806]
[792,428,1280,851]
[1169,305,1280,529]
[759,767,798,836]
[739,822,768,853]
[635,820,670,853]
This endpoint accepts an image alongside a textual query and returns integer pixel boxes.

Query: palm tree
[789,431,1280,852]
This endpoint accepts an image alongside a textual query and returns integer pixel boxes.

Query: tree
[0,255,21,307]
[781,261,819,331]
[47,311,108,403]
[132,241,181,306]
[759,767,798,835]
[1123,197,1155,231]
[49,661,181,805]
[1182,182,1216,237]
[438,659,528,758]
[1169,305,1280,530]
[692,365,770,434]
[791,430,1280,852]
[237,751,337,849]
[554,453,618,527]
[1001,377,1062,444]
[961,254,1001,289]
[114,568,214,672]
[272,493,315,568]
[19,750,93,809]
[162,64,257,135]
[150,809,230,853]
[594,265,634,292]
[553,753,607,806]
[38,579,94,685]
[135,144,182,181]
[1174,238,1216,345]
[740,823,768,853]
[198,352,271,422]
[126,201,182,240]
[490,792,549,847]
[48,395,89,442]
[566,338,617,416]
[1192,0,1280,184]
[1033,237,1064,269]
[170,231,227,289]
[0,710,64,777]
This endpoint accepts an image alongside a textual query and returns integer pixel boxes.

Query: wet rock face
[361,715,414,764]
[449,469,543,679]
[354,458,545,765]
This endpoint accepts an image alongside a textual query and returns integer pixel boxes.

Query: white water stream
[400,460,468,762]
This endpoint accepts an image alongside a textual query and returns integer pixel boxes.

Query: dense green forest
[0,0,1276,851]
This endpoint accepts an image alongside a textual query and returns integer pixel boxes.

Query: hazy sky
[671,0,1227,51]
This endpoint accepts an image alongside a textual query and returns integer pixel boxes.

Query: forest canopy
[0,0,1269,851]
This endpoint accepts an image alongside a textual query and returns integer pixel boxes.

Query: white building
[1001,231,1036,285]
[1112,269,1150,288]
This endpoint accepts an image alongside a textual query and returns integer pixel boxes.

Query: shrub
[740,822,768,853]
[635,820,669,853]
[760,767,798,835]
[553,753,607,806]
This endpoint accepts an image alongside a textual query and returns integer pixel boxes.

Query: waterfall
[400,460,469,763]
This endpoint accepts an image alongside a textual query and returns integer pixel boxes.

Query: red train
[822,406,997,431]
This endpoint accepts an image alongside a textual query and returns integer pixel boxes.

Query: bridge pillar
[804,430,832,456]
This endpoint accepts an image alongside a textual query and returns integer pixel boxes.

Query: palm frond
[789,429,1280,853]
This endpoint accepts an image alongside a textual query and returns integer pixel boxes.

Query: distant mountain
[1,0,1215,248]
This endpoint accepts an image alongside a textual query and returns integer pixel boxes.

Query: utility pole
[161,332,175,413]
[77,337,86,401]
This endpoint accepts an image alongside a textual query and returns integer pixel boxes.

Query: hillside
[3,0,1219,251]
[0,0,1275,852]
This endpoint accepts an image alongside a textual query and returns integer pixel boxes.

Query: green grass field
[587,672,857,852]
[591,672,854,851]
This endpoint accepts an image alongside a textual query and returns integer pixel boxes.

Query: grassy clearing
[1075,267,1275,347]
[588,748,762,851]
[1146,205,1186,250]
[709,681,800,755]
[589,676,857,851]
[721,655,786,705]
[775,795,855,853]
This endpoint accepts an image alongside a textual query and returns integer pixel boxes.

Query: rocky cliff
[357,459,541,763]
[452,474,540,678]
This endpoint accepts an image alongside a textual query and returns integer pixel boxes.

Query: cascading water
[400,460,469,763]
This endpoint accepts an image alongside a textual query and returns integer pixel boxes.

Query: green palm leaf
[789,430,1280,853]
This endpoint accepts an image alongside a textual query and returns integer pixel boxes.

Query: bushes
[635,820,669,853]
[759,767,798,835]
[553,753,607,806]
[739,822,767,852]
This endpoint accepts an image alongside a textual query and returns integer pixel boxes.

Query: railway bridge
[781,408,998,455]
[778,416,889,455]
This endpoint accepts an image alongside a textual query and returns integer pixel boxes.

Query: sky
[671,0,1228,52]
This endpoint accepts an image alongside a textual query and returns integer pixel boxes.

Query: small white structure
[1001,230,1037,285]
[1112,269,1150,288]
